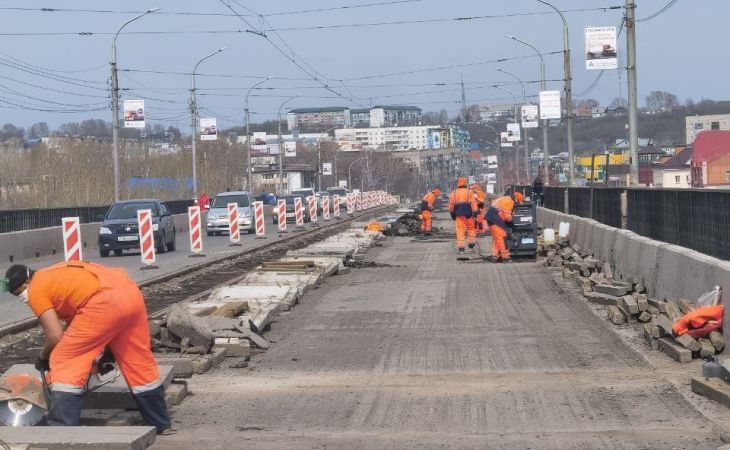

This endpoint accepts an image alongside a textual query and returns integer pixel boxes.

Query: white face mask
[18,289,28,304]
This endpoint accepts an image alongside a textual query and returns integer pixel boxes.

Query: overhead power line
[636,0,680,22]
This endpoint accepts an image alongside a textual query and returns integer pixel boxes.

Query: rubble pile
[151,225,388,372]
[382,211,427,237]
[539,233,725,364]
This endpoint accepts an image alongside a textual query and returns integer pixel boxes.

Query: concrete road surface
[154,214,729,449]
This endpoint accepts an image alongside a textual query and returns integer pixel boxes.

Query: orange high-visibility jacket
[672,304,724,336]
[420,191,438,212]
[448,187,478,217]
[472,189,486,209]
[491,196,515,222]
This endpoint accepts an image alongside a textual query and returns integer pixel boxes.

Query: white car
[206,191,255,236]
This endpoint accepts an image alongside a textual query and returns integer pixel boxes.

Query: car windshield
[327,188,347,196]
[212,195,250,208]
[106,202,157,220]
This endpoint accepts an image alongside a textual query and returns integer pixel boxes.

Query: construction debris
[539,231,725,364]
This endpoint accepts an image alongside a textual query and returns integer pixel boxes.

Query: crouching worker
[485,192,523,263]
[3,261,171,433]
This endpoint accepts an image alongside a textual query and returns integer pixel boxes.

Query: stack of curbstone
[539,233,725,364]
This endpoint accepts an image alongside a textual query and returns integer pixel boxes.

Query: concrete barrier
[538,206,730,347]
[1,213,191,263]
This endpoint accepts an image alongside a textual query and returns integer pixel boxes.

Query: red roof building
[691,131,730,187]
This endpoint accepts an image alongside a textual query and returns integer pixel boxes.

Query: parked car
[98,199,176,257]
[206,191,255,236]
[326,187,348,198]
[290,187,315,199]
[272,194,311,224]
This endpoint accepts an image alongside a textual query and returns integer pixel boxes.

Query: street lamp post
[111,7,160,201]
[348,158,362,191]
[492,84,524,185]
[190,47,227,196]
[537,0,574,186]
[244,77,272,191]
[317,126,339,191]
[277,94,300,193]
[496,68,530,182]
[482,123,503,194]
[506,34,550,185]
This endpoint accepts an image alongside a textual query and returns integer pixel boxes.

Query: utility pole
[277,94,299,193]
[460,74,468,121]
[191,47,227,196]
[245,77,271,191]
[111,8,159,202]
[496,68,529,182]
[626,0,639,185]
[492,85,522,184]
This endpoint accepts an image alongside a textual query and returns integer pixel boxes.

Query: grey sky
[0,0,724,130]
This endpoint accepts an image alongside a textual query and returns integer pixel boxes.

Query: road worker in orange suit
[470,183,488,234]
[485,191,524,263]
[419,187,441,240]
[448,177,479,255]
[3,261,171,433]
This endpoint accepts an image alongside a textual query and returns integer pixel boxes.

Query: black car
[98,199,176,257]
[272,194,311,224]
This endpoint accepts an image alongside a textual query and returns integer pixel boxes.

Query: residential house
[652,147,692,188]
[691,130,730,187]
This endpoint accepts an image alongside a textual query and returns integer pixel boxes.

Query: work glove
[35,357,50,372]
[97,348,116,376]
[449,212,456,220]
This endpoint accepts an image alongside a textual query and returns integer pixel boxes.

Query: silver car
[206,191,255,236]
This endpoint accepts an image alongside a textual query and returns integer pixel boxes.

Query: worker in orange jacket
[419,187,441,239]
[448,177,479,254]
[485,192,523,262]
[3,261,171,433]
[471,183,487,234]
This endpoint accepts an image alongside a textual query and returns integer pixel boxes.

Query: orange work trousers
[420,210,433,233]
[475,209,487,235]
[490,225,510,259]
[49,271,161,395]
[454,216,476,250]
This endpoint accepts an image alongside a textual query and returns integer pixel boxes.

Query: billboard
[521,105,539,128]
[486,172,497,183]
[539,91,562,120]
[500,132,512,148]
[585,26,618,70]
[267,143,280,155]
[284,141,296,157]
[123,99,145,128]
[427,129,442,149]
[251,132,268,156]
[199,118,217,141]
[322,162,333,176]
[507,123,521,142]
[486,155,498,169]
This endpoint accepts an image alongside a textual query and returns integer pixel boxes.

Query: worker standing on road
[3,261,171,434]
[419,187,441,240]
[531,177,544,206]
[197,192,210,211]
[470,183,487,235]
[485,192,523,263]
[448,177,478,255]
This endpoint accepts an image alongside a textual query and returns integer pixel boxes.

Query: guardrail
[0,199,194,234]
[516,185,730,261]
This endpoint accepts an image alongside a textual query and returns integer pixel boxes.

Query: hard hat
[457,177,468,187]
[514,192,524,204]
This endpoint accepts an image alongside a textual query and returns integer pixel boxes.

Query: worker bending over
[419,187,441,240]
[3,261,171,433]
[470,183,487,235]
[485,191,523,263]
[448,177,479,254]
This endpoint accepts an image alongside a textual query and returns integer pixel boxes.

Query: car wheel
[207,231,214,237]
[99,249,110,258]
[157,232,167,254]
[167,229,176,251]
[113,249,123,256]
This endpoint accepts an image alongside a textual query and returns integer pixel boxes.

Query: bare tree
[645,90,679,113]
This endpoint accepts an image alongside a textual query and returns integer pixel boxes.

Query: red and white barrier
[188,206,203,255]
[62,217,82,261]
[322,196,330,220]
[308,196,318,223]
[277,199,287,233]
[356,192,362,211]
[333,195,341,218]
[346,194,354,214]
[137,209,157,268]
[253,201,266,238]
[294,197,304,227]
[227,203,241,245]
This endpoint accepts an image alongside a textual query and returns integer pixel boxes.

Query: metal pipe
[191,47,227,196]
[244,77,271,191]
[111,7,160,201]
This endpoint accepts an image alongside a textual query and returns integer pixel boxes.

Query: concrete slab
[3,365,175,410]
[278,256,341,276]
[691,377,730,408]
[209,284,298,309]
[241,271,321,296]
[0,426,156,450]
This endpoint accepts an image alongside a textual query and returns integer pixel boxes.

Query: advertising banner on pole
[267,143,280,155]
[486,155,498,169]
[521,105,539,128]
[322,162,332,176]
[200,118,217,141]
[500,132,512,148]
[284,141,297,157]
[123,99,145,128]
[539,91,562,120]
[507,123,521,142]
[585,26,618,70]
[251,132,268,156]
